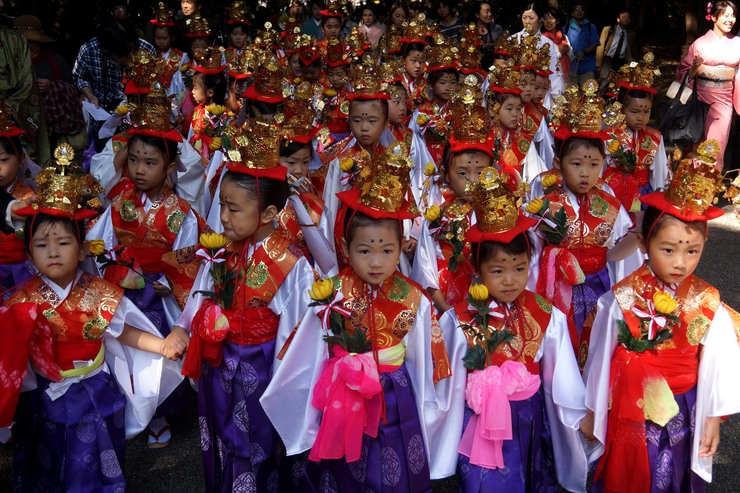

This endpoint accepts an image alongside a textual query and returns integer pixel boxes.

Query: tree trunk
[685,0,701,45]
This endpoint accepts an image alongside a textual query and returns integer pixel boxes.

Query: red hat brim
[226,19,250,25]
[150,19,175,27]
[227,71,252,79]
[184,32,211,38]
[449,135,494,157]
[465,213,538,243]
[283,126,320,145]
[617,82,657,94]
[129,127,183,143]
[552,127,608,142]
[347,92,391,101]
[14,206,99,221]
[489,87,523,95]
[326,59,351,68]
[225,162,288,180]
[320,10,344,17]
[243,84,284,104]
[0,126,24,138]
[124,80,152,95]
[194,65,227,75]
[399,38,429,46]
[337,189,417,220]
[639,191,724,222]
[427,63,459,73]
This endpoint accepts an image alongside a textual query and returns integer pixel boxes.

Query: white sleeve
[605,204,633,249]
[175,261,212,332]
[174,140,207,218]
[410,220,441,290]
[84,207,118,277]
[89,138,123,200]
[521,142,547,184]
[649,135,670,192]
[535,119,556,169]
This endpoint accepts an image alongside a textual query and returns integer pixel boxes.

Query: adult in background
[358,4,384,47]
[677,0,740,170]
[596,9,636,96]
[437,0,464,41]
[513,2,564,97]
[302,0,325,39]
[14,15,85,153]
[468,1,503,71]
[542,7,571,82]
[563,1,599,86]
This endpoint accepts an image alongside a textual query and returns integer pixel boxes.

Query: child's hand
[579,409,596,443]
[699,416,721,457]
[10,195,39,220]
[402,237,417,254]
[161,327,189,361]
[152,282,173,297]
[113,145,128,173]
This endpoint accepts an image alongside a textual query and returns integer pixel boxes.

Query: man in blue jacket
[563,1,600,87]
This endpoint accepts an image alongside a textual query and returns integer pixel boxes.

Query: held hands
[160,326,189,361]
[690,56,704,78]
[152,282,173,297]
[401,237,417,254]
[699,416,721,457]
[579,409,596,443]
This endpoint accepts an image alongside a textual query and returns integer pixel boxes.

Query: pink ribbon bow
[314,290,352,332]
[631,300,667,339]
[458,361,541,469]
[195,247,226,264]
[309,348,383,462]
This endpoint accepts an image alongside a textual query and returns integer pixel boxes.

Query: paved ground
[1,203,739,493]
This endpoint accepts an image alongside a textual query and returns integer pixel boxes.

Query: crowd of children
[1,1,740,492]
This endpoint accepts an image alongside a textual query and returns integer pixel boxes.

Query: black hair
[360,4,377,16]
[128,133,179,168]
[194,71,228,105]
[641,205,707,243]
[97,19,139,57]
[467,1,491,23]
[486,91,522,108]
[618,87,653,105]
[343,209,402,245]
[543,7,562,24]
[349,98,389,121]
[0,135,24,157]
[245,99,281,118]
[386,2,411,28]
[522,2,545,18]
[401,41,428,58]
[711,1,737,17]
[221,171,290,212]
[557,136,605,159]
[471,233,532,271]
[438,0,458,11]
[24,214,85,254]
[321,15,343,28]
[298,57,322,69]
[226,22,249,36]
[279,139,313,159]
[430,68,459,85]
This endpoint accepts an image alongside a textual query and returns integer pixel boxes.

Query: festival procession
[0,0,740,491]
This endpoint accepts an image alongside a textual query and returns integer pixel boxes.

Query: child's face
[478,248,530,304]
[127,139,175,197]
[432,72,458,101]
[404,49,425,79]
[326,66,348,89]
[344,222,401,286]
[519,73,535,104]
[301,63,322,83]
[30,222,85,289]
[622,96,652,132]
[219,179,261,242]
[153,26,173,52]
[498,96,523,130]
[0,147,22,188]
[349,100,386,147]
[323,17,342,39]
[362,9,376,26]
[533,75,549,103]
[279,145,311,180]
[190,38,209,52]
[556,144,603,195]
[289,54,302,77]
[191,74,209,104]
[229,26,248,50]
[388,90,408,125]
[645,218,706,286]
[447,151,490,201]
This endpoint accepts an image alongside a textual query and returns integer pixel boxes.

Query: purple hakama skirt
[593,386,705,493]
[572,268,611,338]
[0,261,36,300]
[197,338,281,493]
[12,371,127,493]
[305,363,432,493]
[457,389,557,493]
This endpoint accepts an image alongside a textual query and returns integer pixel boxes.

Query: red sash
[0,232,25,264]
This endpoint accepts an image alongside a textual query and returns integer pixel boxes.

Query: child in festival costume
[439,166,593,492]
[178,15,214,136]
[0,105,40,294]
[410,33,459,165]
[261,141,457,492]
[387,79,413,146]
[86,84,202,448]
[487,63,547,183]
[317,54,396,272]
[1,144,185,491]
[150,3,187,99]
[582,140,740,492]
[176,120,316,493]
[322,37,353,144]
[223,1,250,65]
[188,47,229,167]
[528,80,632,365]
[398,15,432,111]
[295,35,325,85]
[603,52,670,214]
[413,76,494,313]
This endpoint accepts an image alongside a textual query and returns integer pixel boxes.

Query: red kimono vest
[521,102,548,139]
[416,99,452,165]
[0,180,33,264]
[159,48,184,89]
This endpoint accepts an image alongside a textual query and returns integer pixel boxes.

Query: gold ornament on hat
[324,37,351,65]
[665,140,725,215]
[129,82,175,134]
[402,13,430,42]
[254,22,281,50]
[226,46,258,76]
[0,102,19,134]
[193,46,226,72]
[425,33,459,71]
[379,24,402,57]
[467,167,528,233]
[124,49,165,91]
[487,60,521,92]
[252,52,290,100]
[186,15,211,36]
[226,0,250,24]
[322,0,347,17]
[458,23,483,73]
[550,79,622,133]
[294,34,321,65]
[350,53,389,97]
[613,51,660,92]
[227,121,280,171]
[492,30,516,57]
[359,141,414,214]
[281,81,318,140]
[450,75,488,144]
[346,26,370,54]
[151,2,174,25]
[34,144,103,216]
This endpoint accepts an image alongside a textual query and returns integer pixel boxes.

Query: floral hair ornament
[336,141,418,220]
[458,23,486,77]
[465,167,535,243]
[225,120,287,180]
[15,144,103,220]
[425,33,459,73]
[226,46,258,79]
[550,79,622,141]
[399,13,431,45]
[706,2,713,21]
[487,59,523,95]
[640,139,725,222]
[150,2,175,27]
[324,37,352,67]
[279,81,321,144]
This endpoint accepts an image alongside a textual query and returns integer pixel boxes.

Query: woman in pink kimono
[677,0,740,169]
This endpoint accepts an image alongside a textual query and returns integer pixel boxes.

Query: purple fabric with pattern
[572,269,611,337]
